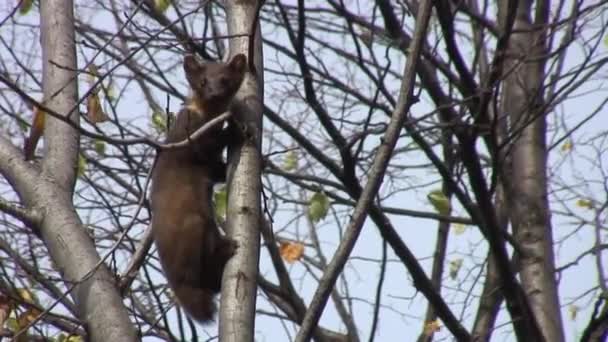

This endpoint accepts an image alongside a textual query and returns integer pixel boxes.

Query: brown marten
[150,53,246,323]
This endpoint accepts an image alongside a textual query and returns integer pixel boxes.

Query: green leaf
[6,317,19,332]
[427,189,451,215]
[77,154,87,178]
[214,186,227,219]
[93,139,106,156]
[19,0,34,15]
[154,0,171,13]
[151,110,167,133]
[449,258,463,280]
[105,82,117,103]
[283,150,298,171]
[576,198,593,209]
[308,191,329,223]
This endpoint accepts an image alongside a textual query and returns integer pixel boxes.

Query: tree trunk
[32,1,137,341]
[501,1,565,341]
[219,1,264,341]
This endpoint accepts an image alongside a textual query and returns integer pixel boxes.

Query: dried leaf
[279,241,304,263]
[17,307,39,327]
[16,288,38,305]
[423,319,441,336]
[308,191,329,223]
[15,307,40,342]
[427,189,451,215]
[24,106,45,160]
[86,91,109,123]
[561,139,573,152]
[11,289,41,342]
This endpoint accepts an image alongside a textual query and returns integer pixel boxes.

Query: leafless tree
[0,0,606,341]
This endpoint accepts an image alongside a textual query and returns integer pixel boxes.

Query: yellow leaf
[283,150,298,171]
[16,289,37,305]
[279,242,304,263]
[576,199,593,209]
[427,190,451,215]
[66,335,84,342]
[452,223,467,235]
[561,140,573,152]
[568,304,579,321]
[449,258,463,280]
[423,319,441,336]
[308,191,329,223]
[86,91,109,123]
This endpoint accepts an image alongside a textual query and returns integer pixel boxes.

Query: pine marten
[150,53,246,323]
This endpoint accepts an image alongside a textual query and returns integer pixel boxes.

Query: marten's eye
[200,78,207,87]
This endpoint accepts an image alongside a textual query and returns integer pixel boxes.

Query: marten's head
[184,54,247,116]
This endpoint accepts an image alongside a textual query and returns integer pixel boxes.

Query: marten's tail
[173,283,217,323]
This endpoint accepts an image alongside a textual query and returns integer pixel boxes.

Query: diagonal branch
[294,1,471,341]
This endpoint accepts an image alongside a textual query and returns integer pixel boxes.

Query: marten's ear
[228,54,247,73]
[184,54,204,75]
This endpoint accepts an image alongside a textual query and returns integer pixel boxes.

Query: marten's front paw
[227,238,238,257]
[219,238,238,261]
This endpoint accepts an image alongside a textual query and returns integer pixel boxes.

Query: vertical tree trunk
[219,1,264,341]
[501,1,565,340]
[34,1,138,341]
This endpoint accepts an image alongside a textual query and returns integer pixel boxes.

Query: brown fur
[150,54,246,323]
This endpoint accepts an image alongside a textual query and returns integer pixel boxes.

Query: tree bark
[7,1,139,341]
[219,1,264,341]
[501,1,565,341]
